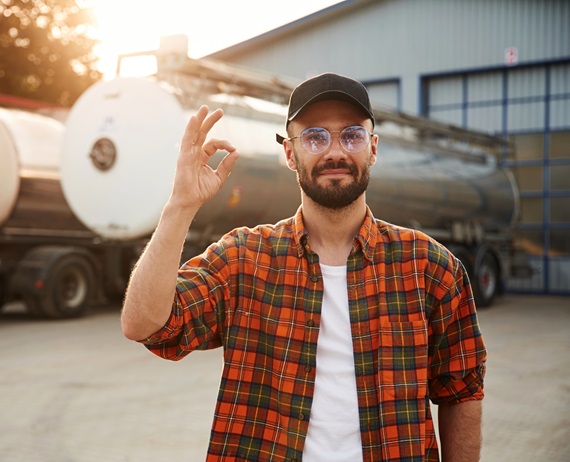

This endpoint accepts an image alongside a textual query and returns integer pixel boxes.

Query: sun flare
[90,0,341,79]
[91,0,171,79]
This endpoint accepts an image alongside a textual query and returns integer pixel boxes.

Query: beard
[294,154,371,209]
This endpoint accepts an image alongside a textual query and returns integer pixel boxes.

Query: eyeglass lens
[301,126,370,154]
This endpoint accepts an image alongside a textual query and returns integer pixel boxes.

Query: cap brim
[288,90,374,123]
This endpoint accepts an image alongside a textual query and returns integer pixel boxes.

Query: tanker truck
[0,54,523,318]
[0,107,146,317]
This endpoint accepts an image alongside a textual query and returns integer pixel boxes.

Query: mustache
[313,161,358,176]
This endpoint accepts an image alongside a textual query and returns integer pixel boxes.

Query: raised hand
[170,105,240,211]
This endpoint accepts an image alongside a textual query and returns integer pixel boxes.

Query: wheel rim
[56,266,88,309]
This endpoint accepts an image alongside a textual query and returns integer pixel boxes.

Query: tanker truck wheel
[473,252,499,308]
[43,254,95,318]
[15,247,96,319]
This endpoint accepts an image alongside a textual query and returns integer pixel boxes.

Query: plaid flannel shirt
[142,206,486,461]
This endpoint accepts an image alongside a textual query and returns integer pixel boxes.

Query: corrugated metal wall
[213,0,570,114]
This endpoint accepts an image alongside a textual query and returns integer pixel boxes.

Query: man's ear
[369,134,379,166]
[284,140,297,171]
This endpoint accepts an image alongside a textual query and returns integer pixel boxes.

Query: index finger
[182,106,224,149]
[194,108,224,147]
[181,105,209,146]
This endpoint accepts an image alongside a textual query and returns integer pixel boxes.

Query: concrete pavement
[0,294,569,461]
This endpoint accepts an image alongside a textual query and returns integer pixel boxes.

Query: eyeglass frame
[275,125,375,155]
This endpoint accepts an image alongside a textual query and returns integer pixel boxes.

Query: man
[121,73,487,461]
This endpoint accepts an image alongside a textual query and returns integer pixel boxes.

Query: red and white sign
[505,47,518,66]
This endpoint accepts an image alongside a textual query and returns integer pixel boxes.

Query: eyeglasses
[276,126,374,155]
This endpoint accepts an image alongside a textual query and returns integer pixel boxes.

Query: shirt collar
[291,205,378,262]
[354,206,378,262]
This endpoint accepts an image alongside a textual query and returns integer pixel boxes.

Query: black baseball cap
[285,72,375,128]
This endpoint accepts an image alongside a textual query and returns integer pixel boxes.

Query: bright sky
[92,0,342,79]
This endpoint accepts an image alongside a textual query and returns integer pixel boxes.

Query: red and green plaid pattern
[142,207,486,461]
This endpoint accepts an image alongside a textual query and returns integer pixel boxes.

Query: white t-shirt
[302,264,363,462]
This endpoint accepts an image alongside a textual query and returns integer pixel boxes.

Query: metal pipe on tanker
[0,108,87,234]
[60,76,517,244]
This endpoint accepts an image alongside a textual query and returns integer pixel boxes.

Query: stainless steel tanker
[60,77,303,242]
[61,77,517,244]
[0,59,522,318]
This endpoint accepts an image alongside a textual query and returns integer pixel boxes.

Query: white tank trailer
[0,70,522,318]
[0,107,142,317]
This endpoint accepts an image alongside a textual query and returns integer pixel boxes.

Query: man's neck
[301,195,367,266]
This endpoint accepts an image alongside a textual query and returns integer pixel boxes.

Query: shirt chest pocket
[377,320,429,400]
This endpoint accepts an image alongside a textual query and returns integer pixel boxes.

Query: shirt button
[304,365,311,372]
[306,319,314,327]
[310,274,318,282]
[298,413,305,420]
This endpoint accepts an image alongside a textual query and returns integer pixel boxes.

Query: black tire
[36,254,95,319]
[473,252,499,308]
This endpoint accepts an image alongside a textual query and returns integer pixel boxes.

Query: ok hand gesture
[170,105,240,212]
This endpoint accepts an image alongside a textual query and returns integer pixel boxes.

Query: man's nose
[322,135,349,160]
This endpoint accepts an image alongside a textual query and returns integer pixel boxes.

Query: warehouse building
[210,0,570,295]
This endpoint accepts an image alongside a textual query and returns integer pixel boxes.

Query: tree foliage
[0,0,102,107]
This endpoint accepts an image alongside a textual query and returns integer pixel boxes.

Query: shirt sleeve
[138,240,232,361]
[427,250,487,405]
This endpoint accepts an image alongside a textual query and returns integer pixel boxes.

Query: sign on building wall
[505,47,519,66]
